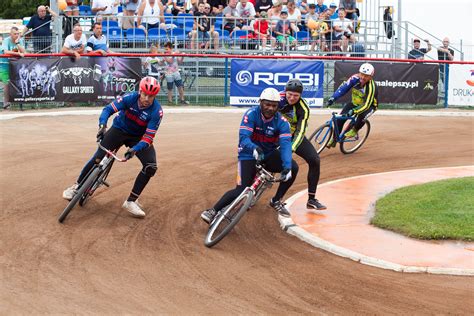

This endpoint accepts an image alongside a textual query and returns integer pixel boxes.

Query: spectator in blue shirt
[315,0,328,14]
[408,38,432,60]
[2,27,26,57]
[21,5,58,53]
[86,23,112,56]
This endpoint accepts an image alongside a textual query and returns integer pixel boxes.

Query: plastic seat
[79,5,92,16]
[170,28,188,41]
[107,27,123,41]
[148,28,168,42]
[126,28,147,41]
[102,20,119,28]
[296,31,310,42]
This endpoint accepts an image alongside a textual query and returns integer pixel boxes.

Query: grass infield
[371,177,474,241]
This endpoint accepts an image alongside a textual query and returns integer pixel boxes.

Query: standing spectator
[121,0,140,30]
[437,37,454,83]
[65,0,80,17]
[86,23,112,55]
[22,5,58,53]
[161,42,189,105]
[190,2,215,50]
[92,0,120,20]
[236,0,256,29]
[61,24,87,60]
[144,45,163,80]
[408,38,432,60]
[1,27,26,57]
[137,0,166,31]
[255,0,272,16]
[223,0,242,35]
[314,0,327,14]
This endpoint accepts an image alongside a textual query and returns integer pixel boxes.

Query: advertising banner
[334,62,439,104]
[447,64,474,106]
[8,57,141,103]
[230,59,324,107]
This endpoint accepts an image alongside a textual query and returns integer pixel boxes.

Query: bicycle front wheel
[58,167,101,223]
[308,122,333,154]
[340,120,371,154]
[204,188,254,248]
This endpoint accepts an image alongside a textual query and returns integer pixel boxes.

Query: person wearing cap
[328,2,339,19]
[326,63,378,146]
[274,8,298,49]
[200,88,299,224]
[408,38,432,60]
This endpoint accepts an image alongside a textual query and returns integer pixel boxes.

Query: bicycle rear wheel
[58,167,101,223]
[204,188,254,248]
[308,122,333,154]
[340,120,371,154]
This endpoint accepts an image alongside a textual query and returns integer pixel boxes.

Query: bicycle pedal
[102,181,110,187]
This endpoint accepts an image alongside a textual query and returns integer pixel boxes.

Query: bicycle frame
[329,112,357,143]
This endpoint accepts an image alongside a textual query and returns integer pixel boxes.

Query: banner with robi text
[8,57,141,103]
[230,59,324,107]
[447,64,474,106]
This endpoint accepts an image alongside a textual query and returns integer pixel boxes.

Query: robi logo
[466,69,474,87]
[253,72,319,86]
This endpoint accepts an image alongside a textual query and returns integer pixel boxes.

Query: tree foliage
[0,0,49,19]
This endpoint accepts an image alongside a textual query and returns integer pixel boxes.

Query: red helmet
[139,76,160,96]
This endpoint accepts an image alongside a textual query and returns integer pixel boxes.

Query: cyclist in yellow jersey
[327,63,378,147]
[279,79,326,210]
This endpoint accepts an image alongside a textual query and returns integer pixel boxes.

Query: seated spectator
[408,38,431,60]
[86,22,112,55]
[236,0,256,29]
[298,0,310,15]
[137,0,166,31]
[314,0,327,15]
[268,1,283,32]
[92,0,120,20]
[327,2,338,19]
[312,10,330,52]
[208,0,226,15]
[61,23,87,60]
[274,9,298,49]
[1,27,26,57]
[65,0,80,17]
[255,0,272,16]
[286,0,301,31]
[22,5,58,53]
[190,2,219,50]
[171,0,188,15]
[250,11,275,48]
[223,0,242,35]
[339,0,358,31]
[332,8,354,52]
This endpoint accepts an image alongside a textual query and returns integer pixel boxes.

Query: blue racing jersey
[99,92,163,152]
[332,73,378,114]
[238,106,293,170]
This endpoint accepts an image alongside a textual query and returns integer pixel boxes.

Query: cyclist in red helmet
[62,76,163,218]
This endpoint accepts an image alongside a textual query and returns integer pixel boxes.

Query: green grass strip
[371,177,474,241]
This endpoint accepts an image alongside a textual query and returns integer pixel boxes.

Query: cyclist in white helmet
[326,62,378,147]
[200,88,299,224]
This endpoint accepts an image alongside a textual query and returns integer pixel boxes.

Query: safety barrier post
[224,57,229,105]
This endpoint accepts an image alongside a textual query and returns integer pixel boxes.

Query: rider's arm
[278,117,293,170]
[353,80,376,114]
[98,94,131,126]
[239,109,258,152]
[291,99,310,152]
[332,75,358,100]
[132,108,164,152]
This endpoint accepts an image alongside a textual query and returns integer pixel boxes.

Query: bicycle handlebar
[97,143,128,162]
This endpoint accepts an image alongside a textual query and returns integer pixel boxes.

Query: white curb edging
[279,166,474,276]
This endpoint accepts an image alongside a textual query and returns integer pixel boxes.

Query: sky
[386,0,473,60]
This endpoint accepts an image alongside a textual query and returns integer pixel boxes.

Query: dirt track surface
[1,112,473,314]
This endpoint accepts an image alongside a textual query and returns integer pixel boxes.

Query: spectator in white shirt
[236,0,256,29]
[61,23,87,60]
[92,0,120,20]
[331,8,354,51]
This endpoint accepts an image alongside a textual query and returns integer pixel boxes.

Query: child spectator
[251,11,276,48]
[274,9,298,49]
[144,45,163,81]
[161,42,189,105]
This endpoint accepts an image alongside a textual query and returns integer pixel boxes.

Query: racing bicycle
[204,163,283,248]
[308,111,371,155]
[58,143,127,223]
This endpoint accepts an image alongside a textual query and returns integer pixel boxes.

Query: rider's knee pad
[142,163,157,177]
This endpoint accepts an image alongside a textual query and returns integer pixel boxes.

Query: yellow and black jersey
[278,97,310,152]
[333,74,378,114]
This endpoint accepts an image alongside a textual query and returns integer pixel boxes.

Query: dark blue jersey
[238,106,293,170]
[332,74,378,114]
[99,92,163,152]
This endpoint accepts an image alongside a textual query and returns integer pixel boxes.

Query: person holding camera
[22,5,58,53]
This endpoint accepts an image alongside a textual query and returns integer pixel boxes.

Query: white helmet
[359,63,375,76]
[259,88,280,102]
